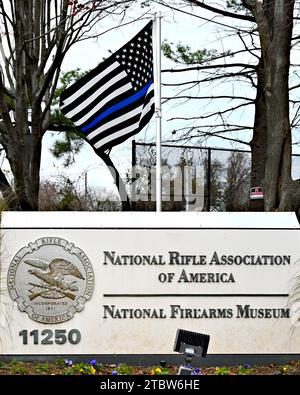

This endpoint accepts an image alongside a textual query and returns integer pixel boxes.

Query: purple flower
[112,370,119,375]
[186,364,192,369]
[65,359,73,367]
[90,359,97,367]
[193,367,203,375]
[191,371,196,375]
[244,363,251,369]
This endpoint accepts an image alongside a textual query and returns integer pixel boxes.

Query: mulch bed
[0,359,300,375]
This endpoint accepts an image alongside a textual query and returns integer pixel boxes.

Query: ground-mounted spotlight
[174,329,210,375]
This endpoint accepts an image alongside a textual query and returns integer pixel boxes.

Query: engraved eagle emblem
[25,258,85,300]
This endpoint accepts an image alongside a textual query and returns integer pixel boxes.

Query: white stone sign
[0,212,300,355]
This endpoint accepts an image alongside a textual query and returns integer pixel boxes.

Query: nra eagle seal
[7,237,94,324]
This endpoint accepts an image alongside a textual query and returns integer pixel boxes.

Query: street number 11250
[19,329,81,345]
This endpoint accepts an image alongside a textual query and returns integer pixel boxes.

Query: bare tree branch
[162,95,255,104]
[165,131,250,146]
[153,0,256,34]
[162,70,256,87]
[162,63,256,73]
[183,0,255,22]
[173,123,253,131]
[0,1,14,60]
[167,102,253,122]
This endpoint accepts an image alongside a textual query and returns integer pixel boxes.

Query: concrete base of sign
[1,212,300,358]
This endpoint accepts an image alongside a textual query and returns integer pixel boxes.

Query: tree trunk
[6,133,42,210]
[262,1,294,211]
[244,0,295,211]
[250,59,267,189]
[249,59,267,211]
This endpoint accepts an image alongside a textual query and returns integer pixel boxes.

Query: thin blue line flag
[60,21,154,153]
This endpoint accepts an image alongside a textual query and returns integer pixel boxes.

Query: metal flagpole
[153,12,162,212]
[185,151,189,212]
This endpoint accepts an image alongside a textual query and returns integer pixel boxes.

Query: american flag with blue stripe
[60,21,154,153]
